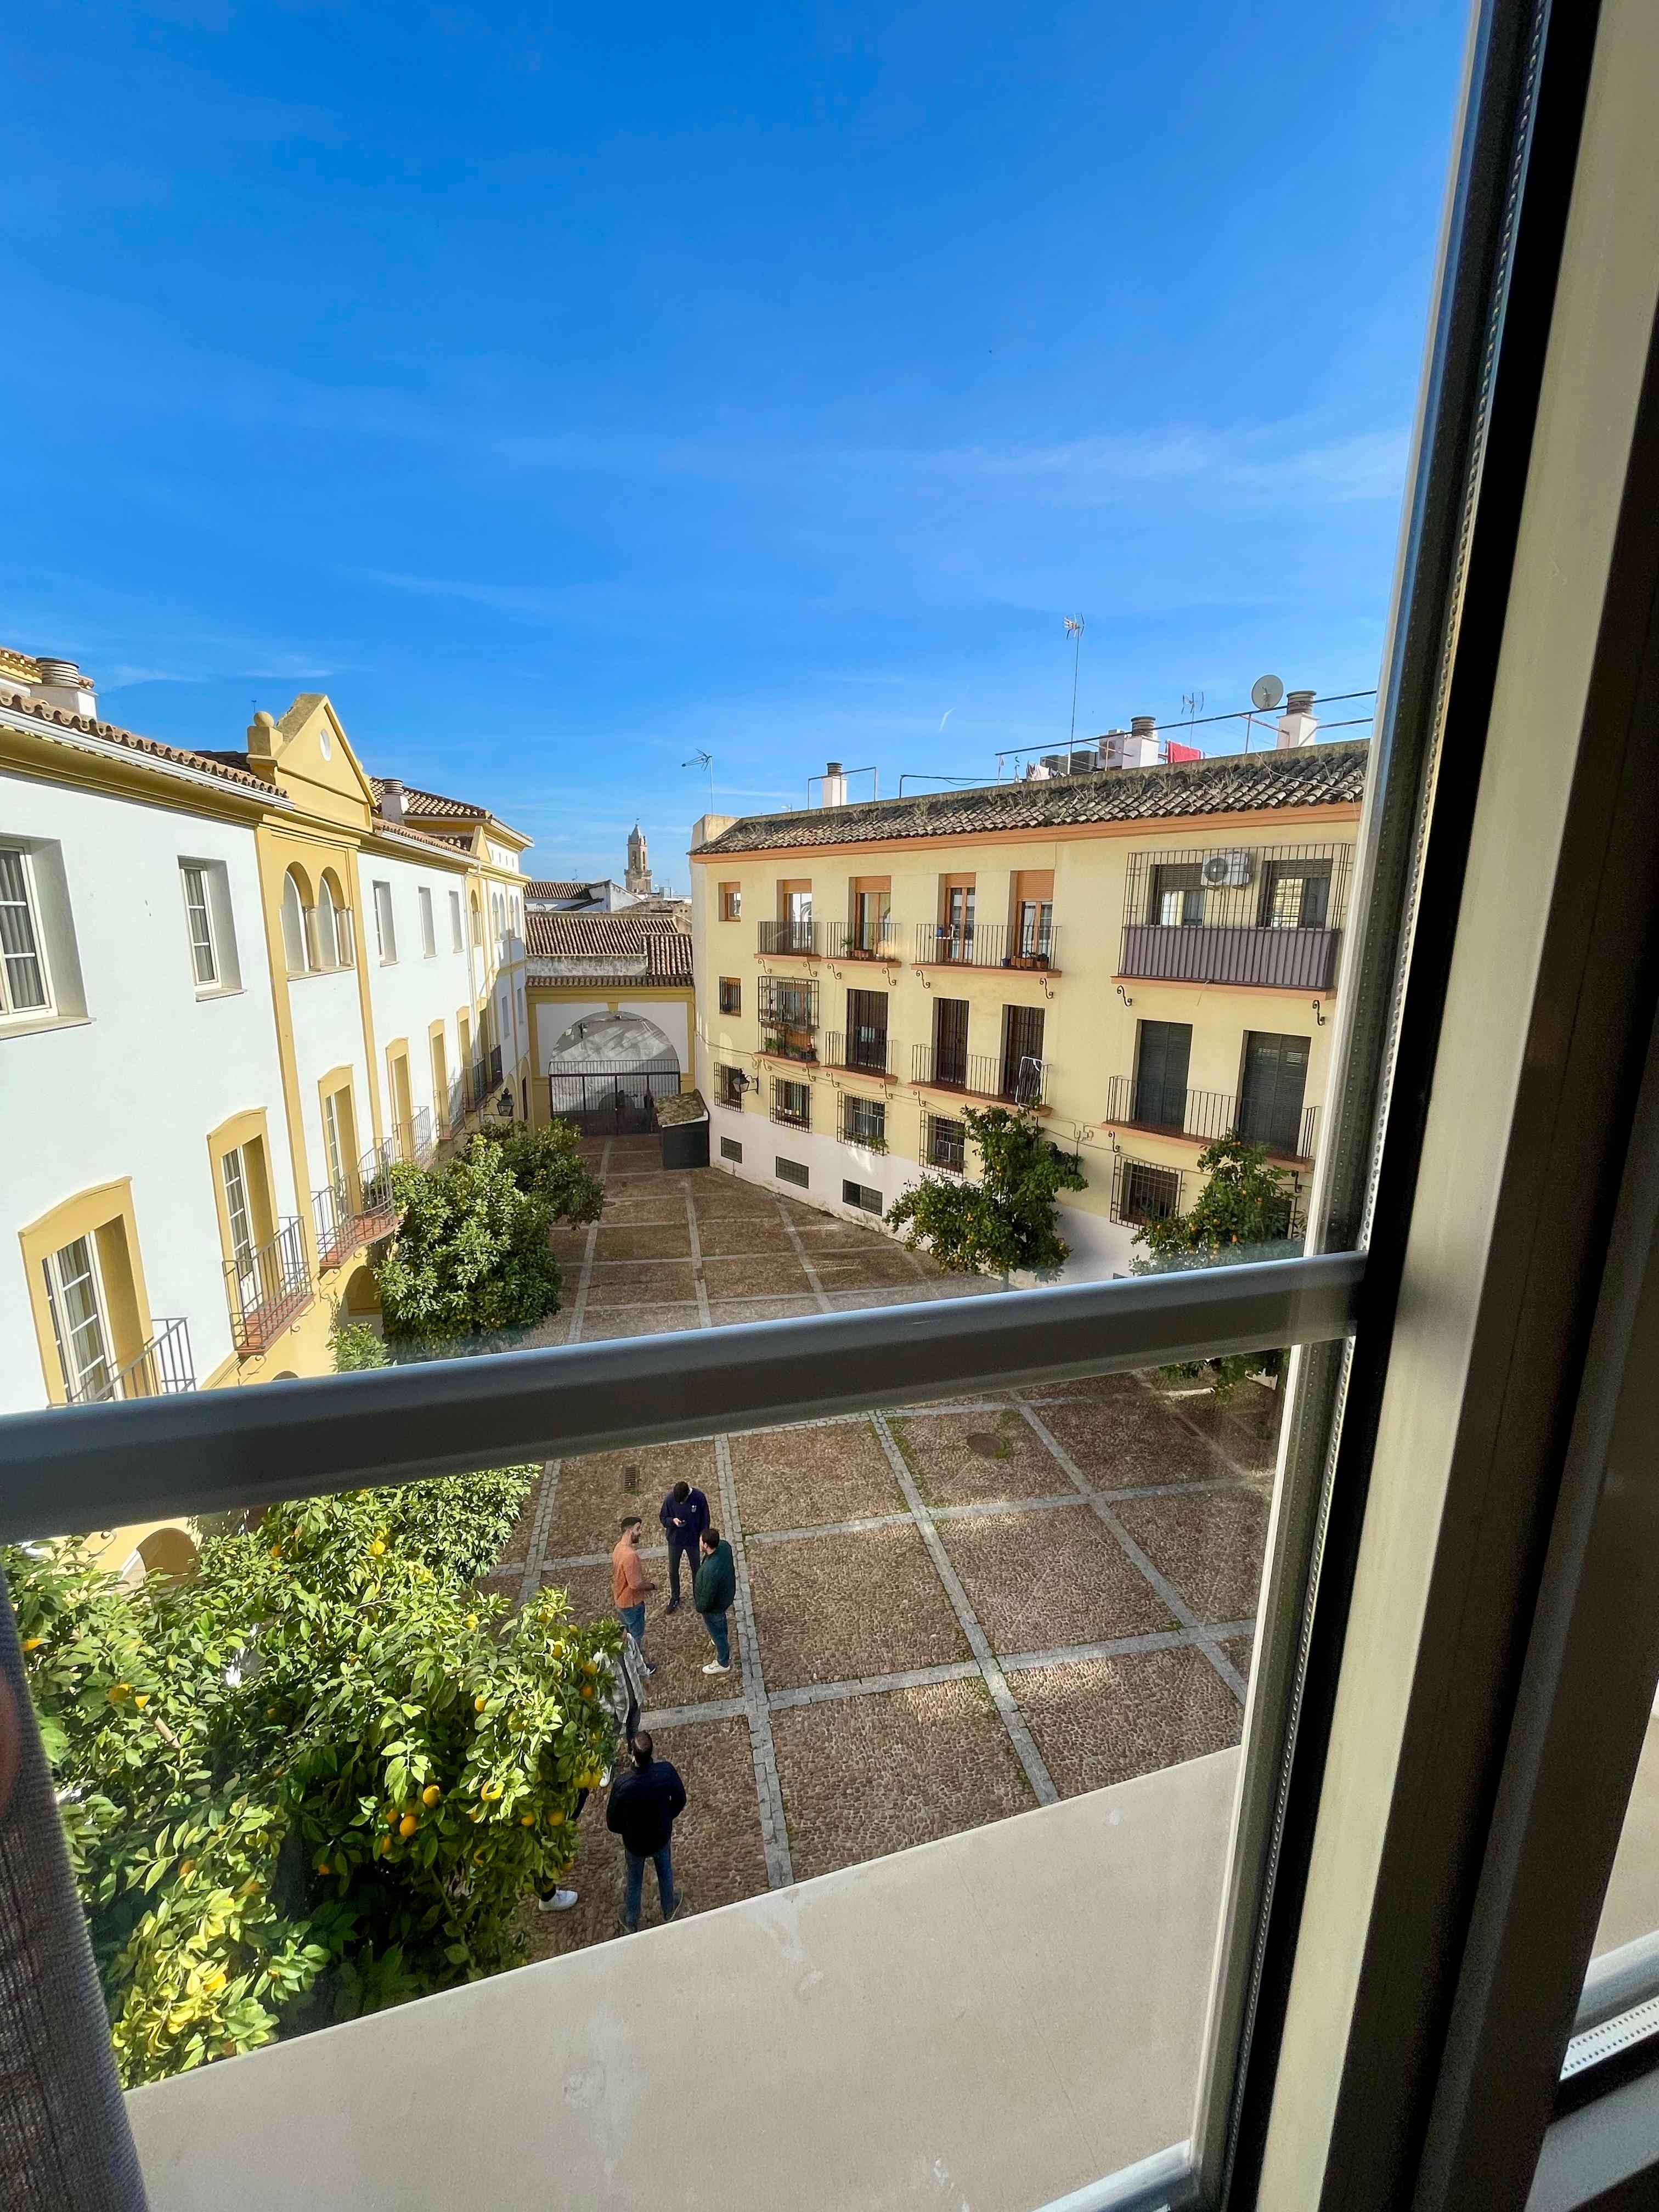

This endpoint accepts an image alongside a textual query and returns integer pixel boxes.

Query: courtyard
[478,1136,1279,1957]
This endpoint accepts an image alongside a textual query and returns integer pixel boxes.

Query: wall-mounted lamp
[1311,998,1326,1028]
[1116,984,1134,1008]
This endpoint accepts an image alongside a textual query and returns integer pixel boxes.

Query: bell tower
[625,821,652,895]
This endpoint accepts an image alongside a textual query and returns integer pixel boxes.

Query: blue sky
[4,1,1466,888]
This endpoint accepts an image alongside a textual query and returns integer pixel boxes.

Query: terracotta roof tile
[526,910,690,964]
[697,741,1370,856]
[0,688,278,795]
[525,879,600,903]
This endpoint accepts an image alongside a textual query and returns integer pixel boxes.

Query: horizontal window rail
[823,1029,892,1076]
[912,1044,1048,1107]
[63,1316,195,1407]
[224,1217,312,1357]
[758,919,821,957]
[826,918,902,961]
[914,921,1059,970]
[311,1181,358,1271]
[1103,1075,1318,1162]
[0,1251,1363,1542]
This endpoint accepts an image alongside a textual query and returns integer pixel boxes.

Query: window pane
[0,847,50,1011]
[181,864,217,984]
[43,1236,112,1398]
[221,1147,256,1277]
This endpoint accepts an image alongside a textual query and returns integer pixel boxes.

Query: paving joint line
[563,1139,611,1345]
[715,1431,794,1888]
[1012,1397,1248,1703]
[772,1197,835,1312]
[517,1459,562,1607]
[683,1182,713,1326]
[868,1409,1058,1806]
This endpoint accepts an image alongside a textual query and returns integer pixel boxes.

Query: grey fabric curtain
[0,1567,148,2211]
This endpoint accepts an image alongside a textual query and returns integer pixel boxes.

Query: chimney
[1119,715,1160,769]
[31,657,97,718]
[380,777,406,823]
[821,760,847,808]
[244,709,279,777]
[1276,690,1319,748]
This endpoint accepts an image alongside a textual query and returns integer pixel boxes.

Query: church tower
[625,821,652,896]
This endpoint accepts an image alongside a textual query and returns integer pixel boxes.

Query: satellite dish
[1251,674,1285,713]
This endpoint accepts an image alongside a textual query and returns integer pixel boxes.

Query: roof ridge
[0,685,274,794]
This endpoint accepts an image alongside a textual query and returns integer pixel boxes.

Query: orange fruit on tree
[422,1784,442,1807]
[399,1814,418,1839]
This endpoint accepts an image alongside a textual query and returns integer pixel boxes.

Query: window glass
[180,864,217,984]
[280,870,309,975]
[450,889,464,951]
[43,1235,112,1400]
[220,1147,257,1278]
[315,877,341,970]
[0,845,52,1012]
[374,882,397,963]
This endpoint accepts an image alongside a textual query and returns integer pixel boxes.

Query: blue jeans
[700,1609,730,1666]
[667,1537,698,1604]
[622,1842,676,1931]
[617,1601,646,1647]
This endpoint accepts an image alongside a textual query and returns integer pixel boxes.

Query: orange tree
[4,1470,618,2087]
[886,1106,1086,1277]
[1132,1132,1296,1397]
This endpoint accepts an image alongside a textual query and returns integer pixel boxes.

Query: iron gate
[548,1060,681,1135]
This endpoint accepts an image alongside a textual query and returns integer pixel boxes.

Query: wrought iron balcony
[759,1034,819,1065]
[395,1107,435,1165]
[63,1316,196,1406]
[1102,1074,1318,1162]
[225,1219,312,1355]
[911,1045,1048,1108]
[354,1141,399,1238]
[1118,841,1350,990]
[312,1182,358,1271]
[1118,921,1341,991]
[826,918,902,962]
[913,922,1059,972]
[823,1029,892,1077]
[758,919,821,957]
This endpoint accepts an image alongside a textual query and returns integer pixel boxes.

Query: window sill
[193,985,245,1003]
[0,1009,91,1042]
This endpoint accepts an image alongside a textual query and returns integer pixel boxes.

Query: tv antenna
[681,749,715,809]
[1064,615,1085,746]
[1250,673,1284,712]
[1181,689,1205,724]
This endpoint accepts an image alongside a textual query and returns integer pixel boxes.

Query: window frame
[719,977,742,1015]
[0,840,54,1017]
[179,862,218,987]
[373,880,397,964]
[42,1233,115,1402]
[419,887,436,957]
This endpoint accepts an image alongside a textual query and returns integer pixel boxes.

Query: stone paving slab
[584,1261,698,1309]
[549,1225,594,1262]
[1029,1393,1232,1491]
[891,1407,1070,1507]
[938,1505,1177,1654]
[701,1254,812,1299]
[599,1190,689,1225]
[593,1223,694,1262]
[812,1251,927,1290]
[1022,1370,1148,1405]
[730,1418,907,1533]
[707,1296,824,1327]
[771,1678,1036,1883]
[1009,1649,1243,1797]
[694,1216,797,1256]
[1171,1383,1283,1473]
[548,1441,719,1559]
[1110,1488,1270,1627]
[493,1466,552,1569]
[580,1304,704,1339]
[746,1522,971,1690]
[792,1218,897,1251]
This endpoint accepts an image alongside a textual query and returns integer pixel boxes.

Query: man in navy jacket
[659,1479,710,1612]
[606,1731,687,1932]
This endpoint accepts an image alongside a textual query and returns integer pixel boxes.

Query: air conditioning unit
[1201,849,1256,888]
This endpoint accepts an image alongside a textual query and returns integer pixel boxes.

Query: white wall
[0,771,292,1410]
[357,853,473,1134]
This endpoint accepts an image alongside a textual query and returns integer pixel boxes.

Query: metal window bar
[912,1043,1049,1107]
[1103,1075,1318,1162]
[914,920,1059,970]
[1111,1156,1187,1229]
[770,1078,812,1130]
[223,1217,312,1356]
[1119,845,1350,992]
[758,919,821,956]
[395,1108,435,1165]
[1121,843,1355,932]
[840,1095,888,1152]
[354,1141,399,1237]
[61,1316,195,1406]
[757,977,819,1028]
[925,1113,967,1173]
[827,916,901,960]
[823,1029,891,1076]
[311,1182,358,1271]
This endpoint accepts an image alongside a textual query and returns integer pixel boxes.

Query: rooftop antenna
[1181,689,1204,725]
[1064,615,1085,746]
[1246,674,1284,757]
[681,749,715,810]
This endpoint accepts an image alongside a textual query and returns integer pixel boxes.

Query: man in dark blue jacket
[659,1479,710,1613]
[606,1730,687,1933]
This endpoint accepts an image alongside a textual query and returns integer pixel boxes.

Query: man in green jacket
[693,1525,737,1675]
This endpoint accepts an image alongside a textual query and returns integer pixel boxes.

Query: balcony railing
[911,1045,1048,1107]
[823,1029,892,1077]
[354,1141,399,1238]
[64,1316,196,1406]
[1102,1075,1319,1162]
[395,1107,435,1165]
[826,918,902,961]
[758,919,821,957]
[913,922,1059,972]
[760,1034,819,1065]
[312,1182,358,1271]
[225,1218,312,1355]
[1119,921,1341,991]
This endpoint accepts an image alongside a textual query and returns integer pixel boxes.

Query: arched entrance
[546,1012,680,1133]
[343,1265,381,1318]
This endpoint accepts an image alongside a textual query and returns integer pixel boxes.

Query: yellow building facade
[690,740,1367,1276]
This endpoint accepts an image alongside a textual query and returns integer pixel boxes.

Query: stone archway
[546,1010,679,1075]
[343,1265,381,1318]
[137,1526,199,1582]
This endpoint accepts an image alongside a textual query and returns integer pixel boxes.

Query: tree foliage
[1131,1133,1296,1397]
[5,1469,619,2087]
[466,1120,605,1224]
[375,1145,563,1346]
[885,1107,1086,1277]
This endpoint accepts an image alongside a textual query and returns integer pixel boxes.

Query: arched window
[280,870,309,975]
[316,876,340,969]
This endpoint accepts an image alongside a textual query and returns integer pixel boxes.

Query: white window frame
[449,889,463,952]
[419,886,436,957]
[0,842,54,1018]
[179,862,218,987]
[373,881,397,964]
[42,1234,114,1401]
[219,1146,257,1281]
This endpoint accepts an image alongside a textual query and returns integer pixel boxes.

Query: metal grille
[549,1060,681,1133]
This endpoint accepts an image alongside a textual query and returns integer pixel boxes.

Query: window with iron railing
[1120,842,1353,990]
[771,1076,811,1129]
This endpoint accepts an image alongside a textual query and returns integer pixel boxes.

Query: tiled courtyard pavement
[512,1135,1280,1960]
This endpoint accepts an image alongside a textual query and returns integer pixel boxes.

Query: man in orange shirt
[611,1515,658,1677]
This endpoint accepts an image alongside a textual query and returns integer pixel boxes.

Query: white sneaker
[702,1661,732,1674]
[535,1888,579,1913]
